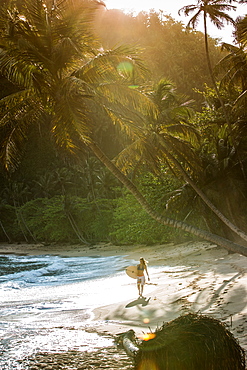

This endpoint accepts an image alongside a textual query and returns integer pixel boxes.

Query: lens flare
[142,333,156,341]
[117,61,133,74]
[128,85,139,89]
[143,318,150,324]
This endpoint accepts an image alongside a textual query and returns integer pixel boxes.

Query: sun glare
[104,0,245,43]
[105,0,186,16]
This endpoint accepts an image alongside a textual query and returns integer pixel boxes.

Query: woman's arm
[145,266,150,280]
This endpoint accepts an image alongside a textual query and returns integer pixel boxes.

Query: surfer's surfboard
[126,265,138,279]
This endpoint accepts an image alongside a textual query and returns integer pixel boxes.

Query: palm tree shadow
[125,297,151,308]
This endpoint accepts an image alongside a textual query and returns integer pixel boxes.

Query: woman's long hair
[140,257,148,268]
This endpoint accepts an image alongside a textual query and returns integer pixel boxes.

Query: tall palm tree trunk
[203,14,224,108]
[88,141,247,257]
[203,14,233,128]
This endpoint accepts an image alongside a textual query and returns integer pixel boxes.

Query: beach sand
[1,240,247,357]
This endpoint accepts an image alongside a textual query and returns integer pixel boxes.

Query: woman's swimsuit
[137,264,144,276]
[137,264,145,285]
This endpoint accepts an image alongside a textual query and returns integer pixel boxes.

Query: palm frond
[97,82,158,118]
[233,89,247,108]
[187,11,202,29]
[51,80,92,151]
[114,138,147,174]
[75,45,149,86]
[0,98,42,171]
[209,10,235,29]
[234,15,247,46]
[178,5,198,17]
[162,122,201,143]
[217,43,247,91]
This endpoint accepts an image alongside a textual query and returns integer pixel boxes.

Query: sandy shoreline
[1,240,247,357]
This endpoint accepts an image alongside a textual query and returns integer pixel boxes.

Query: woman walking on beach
[137,257,150,298]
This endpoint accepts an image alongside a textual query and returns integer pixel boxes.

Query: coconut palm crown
[179,0,236,30]
[179,0,237,130]
[0,0,153,171]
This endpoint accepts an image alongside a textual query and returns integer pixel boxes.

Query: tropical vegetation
[0,0,247,256]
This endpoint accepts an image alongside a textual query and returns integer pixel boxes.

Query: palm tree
[179,0,236,128]
[218,42,247,121]
[234,14,247,45]
[178,1,247,236]
[218,43,247,91]
[215,16,247,164]
[89,141,247,255]
[1,181,36,241]
[0,0,247,255]
[223,16,247,111]
[115,79,247,243]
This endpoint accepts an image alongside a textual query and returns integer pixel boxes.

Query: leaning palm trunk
[14,201,29,243]
[67,211,90,245]
[0,219,11,243]
[161,144,247,243]
[88,141,247,257]
[18,209,37,242]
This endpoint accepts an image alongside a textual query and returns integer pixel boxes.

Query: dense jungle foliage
[0,0,247,249]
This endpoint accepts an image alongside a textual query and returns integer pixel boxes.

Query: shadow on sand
[125,297,151,308]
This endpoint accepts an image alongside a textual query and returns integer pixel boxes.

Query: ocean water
[0,253,135,369]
